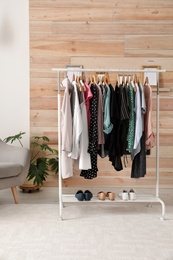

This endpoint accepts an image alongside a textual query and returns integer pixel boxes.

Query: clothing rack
[52,68,166,221]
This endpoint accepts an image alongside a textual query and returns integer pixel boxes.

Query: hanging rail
[52,68,166,72]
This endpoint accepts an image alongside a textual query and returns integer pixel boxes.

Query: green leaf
[3,131,26,147]
[40,143,54,152]
[31,136,50,142]
[49,157,59,174]
[27,157,49,186]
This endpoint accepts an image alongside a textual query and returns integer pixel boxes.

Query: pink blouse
[84,83,93,128]
[144,83,156,150]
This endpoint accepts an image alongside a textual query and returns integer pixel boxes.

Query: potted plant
[28,135,58,186]
[3,132,59,190]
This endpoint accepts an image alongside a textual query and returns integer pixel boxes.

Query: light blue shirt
[103,84,113,135]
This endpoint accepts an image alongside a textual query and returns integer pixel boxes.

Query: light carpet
[0,188,173,260]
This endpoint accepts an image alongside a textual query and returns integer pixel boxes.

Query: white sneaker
[121,190,129,201]
[129,189,137,200]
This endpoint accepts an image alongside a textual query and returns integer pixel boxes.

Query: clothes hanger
[76,75,79,83]
[145,76,149,84]
[92,75,96,84]
[103,75,108,85]
[132,75,137,92]
[79,76,86,91]
[106,73,111,84]
[98,75,102,84]
[137,77,140,85]
[82,75,85,83]
[75,73,82,91]
[134,74,137,84]
[96,73,102,85]
[122,74,125,85]
[116,74,119,86]
[126,75,131,84]
[82,75,87,91]
[72,72,75,81]
[101,75,105,85]
[88,74,92,87]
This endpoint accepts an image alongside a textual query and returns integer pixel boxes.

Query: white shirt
[69,81,83,160]
[61,78,73,179]
[78,92,91,170]
[131,82,142,159]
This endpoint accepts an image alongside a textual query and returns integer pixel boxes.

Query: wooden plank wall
[30,0,173,188]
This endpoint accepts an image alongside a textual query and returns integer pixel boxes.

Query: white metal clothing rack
[52,68,166,221]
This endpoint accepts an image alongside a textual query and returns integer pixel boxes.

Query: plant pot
[19,179,41,193]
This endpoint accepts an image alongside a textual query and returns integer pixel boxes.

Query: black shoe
[84,190,93,201]
[75,190,84,201]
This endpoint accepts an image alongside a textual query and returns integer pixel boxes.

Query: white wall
[0,0,30,147]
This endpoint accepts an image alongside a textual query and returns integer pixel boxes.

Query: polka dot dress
[80,84,98,179]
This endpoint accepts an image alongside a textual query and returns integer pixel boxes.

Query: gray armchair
[0,139,30,204]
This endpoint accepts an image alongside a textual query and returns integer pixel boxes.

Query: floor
[0,186,59,204]
[0,187,173,260]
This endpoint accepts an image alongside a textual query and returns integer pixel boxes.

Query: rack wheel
[160,216,165,221]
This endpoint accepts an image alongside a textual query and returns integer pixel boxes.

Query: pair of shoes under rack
[119,189,137,201]
[75,190,93,201]
[97,191,115,201]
